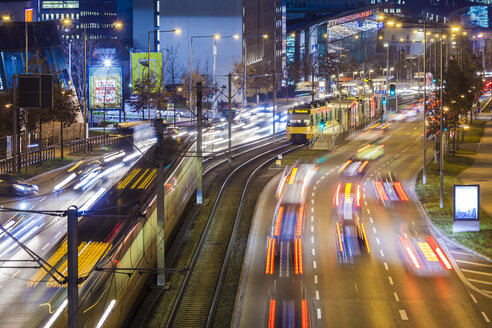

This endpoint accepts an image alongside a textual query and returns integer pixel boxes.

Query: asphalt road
[236,107,492,327]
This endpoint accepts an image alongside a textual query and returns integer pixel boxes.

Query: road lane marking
[373,227,377,234]
[482,312,490,323]
[369,217,374,224]
[313,261,317,269]
[12,270,21,279]
[462,269,492,277]
[29,205,35,210]
[384,262,389,270]
[456,259,492,268]
[450,250,471,256]
[316,181,320,185]
[314,275,318,284]
[315,290,320,300]
[376,238,380,245]
[311,236,315,244]
[311,226,314,232]
[364,201,368,206]
[312,249,316,256]
[380,250,385,257]
[354,282,359,294]
[41,243,51,251]
[311,216,314,222]
[40,196,47,202]
[470,293,478,304]
[394,292,400,302]
[312,192,315,197]
[311,199,314,204]
[317,308,322,319]
[314,186,317,190]
[367,209,371,214]
[388,276,393,285]
[399,310,408,320]
[311,208,314,213]
[54,231,63,239]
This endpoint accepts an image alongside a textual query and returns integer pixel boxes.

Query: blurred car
[53,160,106,192]
[355,142,384,161]
[373,172,409,203]
[0,174,39,196]
[398,224,452,276]
[339,158,370,177]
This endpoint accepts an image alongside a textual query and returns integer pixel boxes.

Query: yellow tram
[286,103,330,143]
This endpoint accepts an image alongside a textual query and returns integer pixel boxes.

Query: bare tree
[164,44,185,85]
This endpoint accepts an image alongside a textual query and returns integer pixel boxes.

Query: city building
[0,0,34,23]
[36,0,118,40]
[0,21,71,91]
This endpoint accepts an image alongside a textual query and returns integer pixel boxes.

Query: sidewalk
[458,115,492,218]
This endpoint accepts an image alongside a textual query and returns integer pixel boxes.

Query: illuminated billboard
[131,52,163,93]
[88,65,123,110]
[454,185,479,221]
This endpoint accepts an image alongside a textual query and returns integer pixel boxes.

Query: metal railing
[0,146,56,173]
[69,135,122,154]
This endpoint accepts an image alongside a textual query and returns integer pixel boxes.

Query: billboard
[88,65,123,111]
[454,185,479,221]
[131,52,163,93]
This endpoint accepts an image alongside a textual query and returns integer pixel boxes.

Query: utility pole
[272,23,277,143]
[83,27,88,154]
[196,82,203,204]
[67,206,78,328]
[12,75,18,173]
[155,118,166,286]
[228,74,232,161]
[439,26,444,208]
[423,21,427,185]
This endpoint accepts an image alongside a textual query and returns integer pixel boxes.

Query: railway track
[165,141,302,328]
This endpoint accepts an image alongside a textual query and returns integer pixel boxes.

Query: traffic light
[433,78,437,84]
[389,83,396,96]
[382,97,387,105]
[320,119,326,130]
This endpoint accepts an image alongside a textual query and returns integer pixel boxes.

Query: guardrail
[69,135,122,154]
[0,146,56,173]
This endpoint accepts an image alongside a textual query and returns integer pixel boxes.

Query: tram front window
[288,114,310,127]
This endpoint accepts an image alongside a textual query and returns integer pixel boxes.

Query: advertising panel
[454,185,480,221]
[88,66,123,111]
[131,52,163,93]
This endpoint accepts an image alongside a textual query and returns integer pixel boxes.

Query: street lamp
[243,34,268,106]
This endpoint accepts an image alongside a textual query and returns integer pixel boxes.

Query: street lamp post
[439,27,444,208]
[423,22,427,185]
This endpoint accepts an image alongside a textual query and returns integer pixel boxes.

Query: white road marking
[311,216,314,222]
[470,293,478,304]
[41,243,51,251]
[54,231,63,239]
[311,199,314,204]
[462,269,492,277]
[314,275,318,284]
[40,196,47,202]
[312,249,316,256]
[380,250,385,257]
[376,238,381,245]
[388,276,393,285]
[363,193,366,199]
[316,181,320,185]
[384,262,389,270]
[317,308,322,319]
[312,192,315,197]
[311,226,314,232]
[315,290,320,300]
[456,259,492,268]
[364,201,368,206]
[482,312,490,323]
[369,217,374,224]
[311,236,315,244]
[11,270,21,279]
[367,209,371,214]
[354,282,359,294]
[313,261,317,269]
[399,310,408,320]
[311,208,314,213]
[314,186,317,190]
[450,250,470,256]
[373,227,377,234]
[29,205,35,210]
[394,292,400,302]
